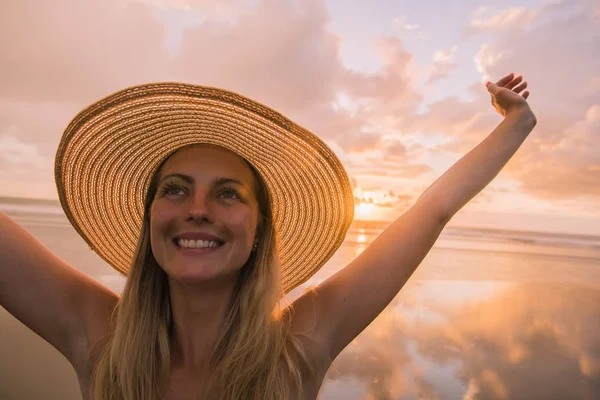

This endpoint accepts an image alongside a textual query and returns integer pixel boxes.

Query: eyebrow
[159,173,250,191]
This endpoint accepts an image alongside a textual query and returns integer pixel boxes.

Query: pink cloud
[0,0,431,201]
[1,0,171,103]
[517,104,600,199]
[400,0,600,205]
[426,45,459,85]
[466,6,541,36]
[472,2,600,201]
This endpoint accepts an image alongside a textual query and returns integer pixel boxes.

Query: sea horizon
[2,195,599,241]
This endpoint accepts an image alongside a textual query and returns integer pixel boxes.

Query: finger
[505,75,523,90]
[486,81,502,95]
[523,91,530,99]
[496,73,515,87]
[513,81,528,94]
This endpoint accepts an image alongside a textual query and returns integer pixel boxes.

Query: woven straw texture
[54,82,354,294]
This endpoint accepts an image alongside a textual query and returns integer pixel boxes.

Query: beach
[1,204,600,399]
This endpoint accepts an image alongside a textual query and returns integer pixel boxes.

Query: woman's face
[150,144,260,284]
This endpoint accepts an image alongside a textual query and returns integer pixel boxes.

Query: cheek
[149,203,177,245]
[223,209,258,241]
[149,204,163,234]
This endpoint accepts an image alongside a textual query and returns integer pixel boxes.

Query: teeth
[177,239,221,249]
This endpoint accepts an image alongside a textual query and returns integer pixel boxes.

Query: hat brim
[54,82,354,294]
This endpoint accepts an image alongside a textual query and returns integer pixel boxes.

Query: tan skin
[0,73,535,399]
[151,145,261,396]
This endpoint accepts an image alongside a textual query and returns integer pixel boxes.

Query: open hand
[486,73,532,117]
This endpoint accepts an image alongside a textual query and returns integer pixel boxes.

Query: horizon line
[1,195,598,239]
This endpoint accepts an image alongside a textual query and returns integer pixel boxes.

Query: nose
[185,190,213,222]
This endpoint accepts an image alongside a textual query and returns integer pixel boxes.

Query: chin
[167,262,239,285]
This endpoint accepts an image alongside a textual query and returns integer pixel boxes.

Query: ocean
[1,200,599,399]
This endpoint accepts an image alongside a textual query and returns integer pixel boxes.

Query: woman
[0,73,535,399]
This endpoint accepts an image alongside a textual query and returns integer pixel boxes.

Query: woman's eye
[161,183,184,196]
[220,189,240,200]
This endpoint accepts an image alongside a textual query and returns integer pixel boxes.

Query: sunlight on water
[357,228,368,244]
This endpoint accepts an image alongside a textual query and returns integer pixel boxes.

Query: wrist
[506,107,537,126]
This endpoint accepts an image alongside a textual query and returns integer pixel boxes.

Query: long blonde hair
[92,150,314,399]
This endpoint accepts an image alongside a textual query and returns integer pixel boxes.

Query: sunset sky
[1,0,599,234]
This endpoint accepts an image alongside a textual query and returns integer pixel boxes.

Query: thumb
[486,81,501,95]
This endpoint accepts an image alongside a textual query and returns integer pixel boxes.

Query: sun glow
[356,202,375,219]
[357,229,368,244]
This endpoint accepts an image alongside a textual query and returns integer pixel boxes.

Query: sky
[0,0,599,234]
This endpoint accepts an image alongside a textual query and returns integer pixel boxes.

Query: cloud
[403,0,600,206]
[0,126,54,190]
[0,0,435,205]
[1,0,598,211]
[353,186,414,210]
[393,15,425,39]
[0,0,171,103]
[172,0,432,197]
[0,130,52,170]
[405,95,489,152]
[384,140,409,158]
[474,44,506,79]
[135,0,249,14]
[471,1,600,201]
[465,6,541,36]
[427,46,459,85]
[175,0,339,115]
[517,104,600,199]
[0,128,55,196]
[0,0,173,200]
[393,15,420,31]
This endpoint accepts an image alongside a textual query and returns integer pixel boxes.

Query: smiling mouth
[172,238,225,249]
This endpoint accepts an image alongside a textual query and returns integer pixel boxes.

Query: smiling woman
[1,73,536,400]
[90,143,311,399]
[49,82,355,400]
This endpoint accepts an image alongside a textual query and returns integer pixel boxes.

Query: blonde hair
[92,150,314,399]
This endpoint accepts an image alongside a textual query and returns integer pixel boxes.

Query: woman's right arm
[0,211,119,368]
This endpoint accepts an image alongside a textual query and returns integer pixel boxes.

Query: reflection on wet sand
[321,282,600,400]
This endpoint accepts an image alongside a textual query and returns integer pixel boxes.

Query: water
[314,221,600,400]
[1,204,600,399]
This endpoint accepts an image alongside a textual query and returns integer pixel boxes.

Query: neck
[168,275,239,373]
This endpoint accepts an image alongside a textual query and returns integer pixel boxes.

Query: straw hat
[54,82,354,294]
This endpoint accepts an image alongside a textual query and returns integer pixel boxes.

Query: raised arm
[290,73,537,364]
[417,74,536,223]
[0,212,119,370]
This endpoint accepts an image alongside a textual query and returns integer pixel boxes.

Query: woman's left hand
[486,73,533,118]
